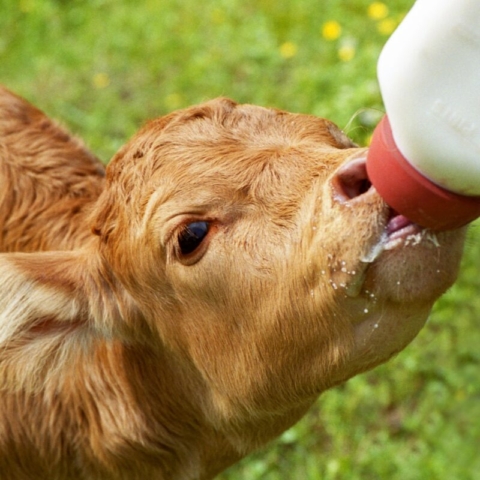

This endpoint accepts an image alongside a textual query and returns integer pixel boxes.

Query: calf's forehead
[154,99,354,151]
[101,100,356,222]
[140,105,352,184]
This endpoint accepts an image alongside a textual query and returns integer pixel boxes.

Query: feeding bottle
[366,0,480,230]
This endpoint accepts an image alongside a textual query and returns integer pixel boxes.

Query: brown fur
[0,87,466,479]
[0,86,105,252]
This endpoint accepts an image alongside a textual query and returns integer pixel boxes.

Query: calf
[0,88,465,479]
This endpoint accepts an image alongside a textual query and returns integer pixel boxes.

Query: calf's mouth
[329,153,444,299]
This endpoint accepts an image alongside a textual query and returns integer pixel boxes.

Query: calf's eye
[178,221,210,256]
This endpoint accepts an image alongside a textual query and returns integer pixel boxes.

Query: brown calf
[0,87,465,479]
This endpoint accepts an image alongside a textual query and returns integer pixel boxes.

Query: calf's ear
[0,251,89,338]
[0,250,126,391]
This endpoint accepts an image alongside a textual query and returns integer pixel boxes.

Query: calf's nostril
[332,156,373,203]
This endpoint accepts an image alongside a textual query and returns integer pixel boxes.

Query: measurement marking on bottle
[430,99,478,143]
[453,21,480,48]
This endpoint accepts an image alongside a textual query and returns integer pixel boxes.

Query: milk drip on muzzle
[366,0,480,231]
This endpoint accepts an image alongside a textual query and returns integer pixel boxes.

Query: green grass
[2,0,480,478]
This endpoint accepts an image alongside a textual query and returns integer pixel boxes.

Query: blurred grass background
[1,0,480,478]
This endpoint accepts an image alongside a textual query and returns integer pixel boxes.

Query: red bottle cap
[366,115,480,231]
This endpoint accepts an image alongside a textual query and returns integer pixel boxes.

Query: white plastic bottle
[366,0,480,230]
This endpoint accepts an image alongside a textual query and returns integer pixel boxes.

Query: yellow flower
[368,2,389,20]
[280,41,298,59]
[378,18,397,36]
[322,21,342,41]
[338,45,356,62]
[92,73,110,89]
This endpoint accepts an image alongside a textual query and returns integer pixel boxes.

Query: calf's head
[0,98,465,475]
[88,98,464,419]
